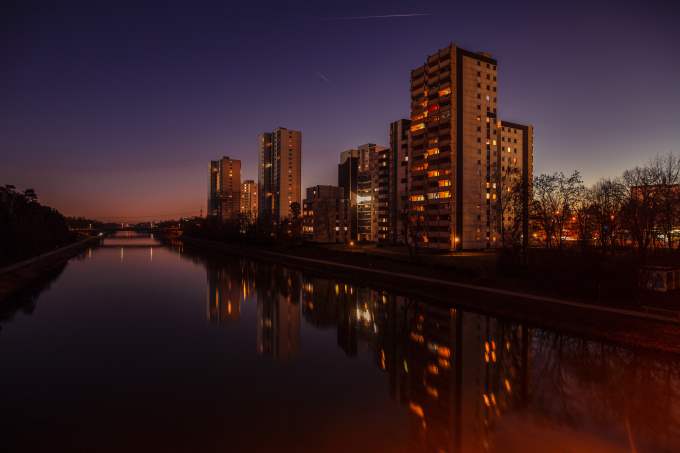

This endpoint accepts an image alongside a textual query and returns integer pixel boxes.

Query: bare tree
[571,185,595,249]
[555,171,584,249]
[531,173,560,248]
[590,178,626,251]
[621,165,659,255]
[531,171,583,249]
[494,166,523,249]
[649,153,680,249]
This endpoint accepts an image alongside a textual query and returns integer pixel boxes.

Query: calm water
[1,232,679,452]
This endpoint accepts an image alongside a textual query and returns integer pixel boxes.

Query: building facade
[356,143,386,242]
[387,119,411,244]
[208,156,241,222]
[497,121,534,248]
[375,146,391,242]
[240,179,258,222]
[338,149,360,240]
[408,44,533,250]
[302,185,348,243]
[258,128,302,225]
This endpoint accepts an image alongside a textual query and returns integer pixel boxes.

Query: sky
[2,0,679,221]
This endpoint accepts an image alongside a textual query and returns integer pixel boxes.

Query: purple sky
[2,1,679,221]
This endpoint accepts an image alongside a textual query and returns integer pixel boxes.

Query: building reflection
[256,264,300,360]
[175,246,680,452]
[298,274,680,453]
[206,264,241,323]
[203,256,258,325]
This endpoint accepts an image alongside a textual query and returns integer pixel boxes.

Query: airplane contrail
[323,13,431,21]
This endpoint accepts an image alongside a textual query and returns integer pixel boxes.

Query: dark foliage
[0,185,74,266]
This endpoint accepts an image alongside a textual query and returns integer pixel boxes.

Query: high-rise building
[208,156,241,222]
[258,128,302,224]
[409,43,533,250]
[376,146,391,242]
[240,179,258,222]
[385,119,411,244]
[302,185,348,243]
[349,143,386,242]
[497,121,534,248]
[338,149,360,240]
[209,161,220,218]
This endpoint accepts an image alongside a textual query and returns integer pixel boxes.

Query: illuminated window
[410,123,425,132]
[425,147,440,158]
[438,87,451,96]
[427,191,451,199]
[438,179,451,187]
[427,170,440,178]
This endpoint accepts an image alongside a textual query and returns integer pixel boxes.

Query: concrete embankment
[0,235,101,301]
[182,236,680,354]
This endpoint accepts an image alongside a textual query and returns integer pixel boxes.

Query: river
[1,232,678,452]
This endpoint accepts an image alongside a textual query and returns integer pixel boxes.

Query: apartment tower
[356,144,386,242]
[338,149,360,240]
[208,156,241,222]
[409,44,502,250]
[388,119,411,243]
[258,128,302,224]
[497,121,534,248]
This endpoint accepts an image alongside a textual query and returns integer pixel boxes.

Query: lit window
[425,147,440,158]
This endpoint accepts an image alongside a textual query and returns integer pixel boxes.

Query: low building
[302,185,348,243]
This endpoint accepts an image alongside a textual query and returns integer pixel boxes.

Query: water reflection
[0,261,67,335]
[256,265,300,359]
[3,238,676,452]
[182,245,680,453]
[206,262,242,323]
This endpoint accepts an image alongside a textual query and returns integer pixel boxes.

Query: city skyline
[2,1,678,221]
[2,3,679,450]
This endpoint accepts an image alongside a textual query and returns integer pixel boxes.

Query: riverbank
[181,236,680,354]
[0,235,100,302]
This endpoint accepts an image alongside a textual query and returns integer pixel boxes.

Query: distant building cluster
[208,43,534,250]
